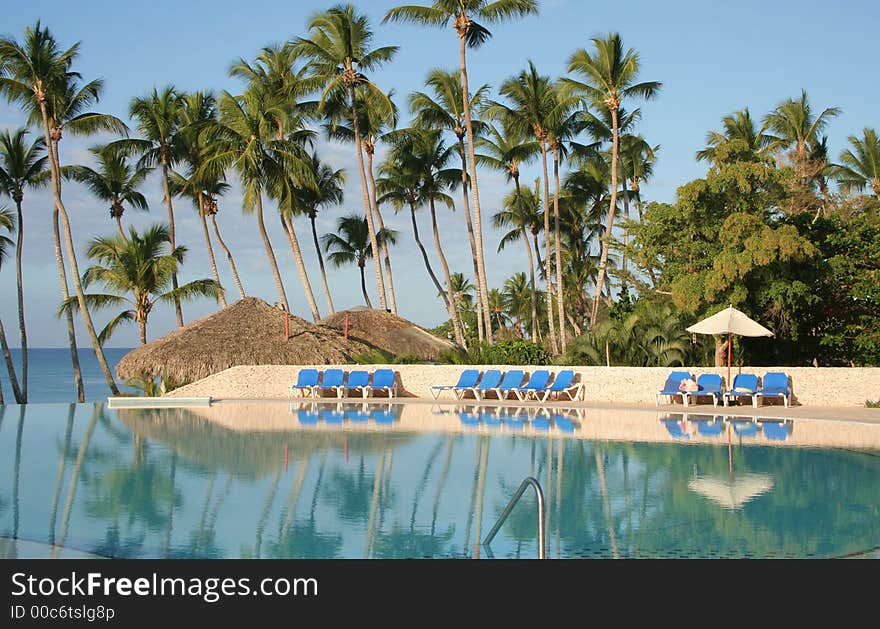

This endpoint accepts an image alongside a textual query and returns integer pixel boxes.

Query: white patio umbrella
[686,305,774,388]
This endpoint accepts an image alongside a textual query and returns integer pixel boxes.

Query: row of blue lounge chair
[430,368,584,402]
[656,371,792,408]
[660,415,792,441]
[288,368,398,399]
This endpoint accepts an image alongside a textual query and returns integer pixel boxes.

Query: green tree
[1,22,127,397]
[562,33,661,327]
[696,109,773,165]
[61,224,223,345]
[294,4,398,312]
[833,127,880,198]
[0,206,22,404]
[384,0,540,344]
[322,214,397,308]
[0,128,48,402]
[64,145,150,238]
[765,90,839,163]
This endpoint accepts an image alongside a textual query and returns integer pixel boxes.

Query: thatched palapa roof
[116,297,371,383]
[320,307,457,361]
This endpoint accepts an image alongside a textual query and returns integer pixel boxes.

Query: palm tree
[0,21,127,397]
[487,287,508,332]
[296,152,345,315]
[323,85,399,314]
[207,90,303,312]
[230,44,323,322]
[173,90,229,306]
[501,271,533,337]
[695,108,773,164]
[64,145,150,238]
[0,128,47,402]
[294,4,399,312]
[562,33,661,326]
[489,61,563,352]
[116,86,187,326]
[765,90,840,163]
[0,205,23,404]
[411,68,493,339]
[384,0,540,345]
[61,224,223,345]
[443,271,476,329]
[833,128,880,198]
[322,214,397,308]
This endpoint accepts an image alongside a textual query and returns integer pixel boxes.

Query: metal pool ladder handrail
[483,476,545,559]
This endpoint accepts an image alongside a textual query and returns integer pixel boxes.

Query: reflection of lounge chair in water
[662,418,691,439]
[730,419,760,438]
[297,407,320,425]
[690,415,725,437]
[760,419,792,441]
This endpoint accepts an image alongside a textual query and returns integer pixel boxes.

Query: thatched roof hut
[320,307,457,361]
[116,298,372,383]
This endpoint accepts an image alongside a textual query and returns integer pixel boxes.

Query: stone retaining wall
[167,364,880,407]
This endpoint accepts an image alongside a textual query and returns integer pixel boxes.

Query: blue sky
[1,0,877,347]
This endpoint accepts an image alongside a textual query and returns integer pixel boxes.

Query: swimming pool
[1,402,878,559]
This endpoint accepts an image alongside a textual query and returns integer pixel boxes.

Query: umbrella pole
[727,331,732,390]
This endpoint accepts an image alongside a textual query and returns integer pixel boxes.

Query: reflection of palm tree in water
[430,436,455,537]
[48,404,76,547]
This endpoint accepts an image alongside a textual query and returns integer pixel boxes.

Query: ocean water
[0,347,136,403]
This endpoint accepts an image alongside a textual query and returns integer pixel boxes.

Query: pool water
[1,402,878,559]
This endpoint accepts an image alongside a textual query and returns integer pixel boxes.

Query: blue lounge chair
[655,371,693,406]
[343,370,371,398]
[316,368,345,398]
[761,419,792,441]
[756,372,792,408]
[470,370,503,400]
[483,369,525,400]
[682,374,725,407]
[539,370,584,402]
[288,368,320,399]
[723,374,760,408]
[513,370,553,401]
[431,369,480,400]
[367,369,397,398]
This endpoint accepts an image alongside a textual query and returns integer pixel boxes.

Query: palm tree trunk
[210,214,246,299]
[471,436,490,559]
[366,149,397,315]
[54,404,99,556]
[198,194,227,308]
[408,204,450,309]
[359,262,373,308]
[160,161,183,327]
[455,139,484,345]
[552,144,566,352]
[13,199,27,402]
[591,108,620,327]
[0,375,4,405]
[309,214,335,315]
[253,192,289,312]
[42,114,118,396]
[52,208,85,402]
[115,215,125,240]
[48,404,75,546]
[512,174,539,341]
[138,317,147,345]
[540,140,558,354]
[280,212,321,322]
[620,169,630,287]
[458,34,493,343]
[594,446,620,558]
[429,198,466,348]
[350,87,387,311]
[0,318,23,403]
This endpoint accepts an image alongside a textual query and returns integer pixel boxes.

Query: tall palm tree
[207,90,304,312]
[764,90,840,163]
[64,145,150,238]
[376,157,449,316]
[0,205,23,403]
[501,271,535,337]
[489,61,563,352]
[833,128,880,198]
[410,68,493,338]
[695,108,773,164]
[230,44,323,322]
[322,214,397,308]
[562,33,661,326]
[487,287,508,332]
[296,152,345,315]
[0,128,47,402]
[0,21,127,397]
[61,224,222,345]
[323,85,399,314]
[294,4,399,312]
[384,0,540,344]
[115,86,187,326]
[386,128,467,346]
[173,90,229,306]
